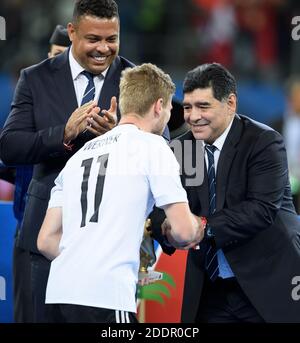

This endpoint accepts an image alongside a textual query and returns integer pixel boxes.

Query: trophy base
[138,270,163,284]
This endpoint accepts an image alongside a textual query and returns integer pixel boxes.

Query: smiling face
[68,15,119,74]
[183,87,236,144]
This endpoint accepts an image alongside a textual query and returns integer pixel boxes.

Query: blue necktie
[81,71,95,105]
[205,144,219,281]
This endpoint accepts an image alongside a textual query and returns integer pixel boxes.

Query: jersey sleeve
[48,170,64,208]
[147,139,187,208]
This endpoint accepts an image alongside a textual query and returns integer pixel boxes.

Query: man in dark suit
[0,0,136,322]
[11,24,72,324]
[173,63,300,323]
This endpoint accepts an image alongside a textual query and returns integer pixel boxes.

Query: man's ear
[67,22,75,42]
[153,98,163,117]
[227,93,237,113]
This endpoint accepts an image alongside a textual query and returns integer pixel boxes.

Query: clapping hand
[64,101,98,143]
[86,96,117,136]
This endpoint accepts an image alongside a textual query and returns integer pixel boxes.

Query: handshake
[138,210,206,286]
[161,214,206,250]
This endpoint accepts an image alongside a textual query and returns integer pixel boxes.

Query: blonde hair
[119,63,175,117]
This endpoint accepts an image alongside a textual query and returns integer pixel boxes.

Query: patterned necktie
[205,144,219,281]
[81,71,95,105]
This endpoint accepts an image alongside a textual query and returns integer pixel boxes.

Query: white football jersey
[45,124,187,312]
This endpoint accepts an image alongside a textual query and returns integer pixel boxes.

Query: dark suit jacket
[0,50,135,253]
[180,114,300,323]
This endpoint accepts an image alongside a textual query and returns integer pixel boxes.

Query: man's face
[48,44,68,58]
[183,87,236,144]
[68,15,120,74]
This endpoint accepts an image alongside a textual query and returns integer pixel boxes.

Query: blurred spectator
[191,0,237,68]
[0,0,296,85]
[135,0,167,64]
[270,77,300,213]
[190,0,286,81]
[233,0,284,81]
[0,178,14,201]
[282,78,300,213]
[48,24,71,58]
[0,0,72,73]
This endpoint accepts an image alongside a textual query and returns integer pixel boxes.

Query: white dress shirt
[69,47,108,107]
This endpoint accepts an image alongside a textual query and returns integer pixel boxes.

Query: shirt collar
[210,116,235,152]
[69,46,109,81]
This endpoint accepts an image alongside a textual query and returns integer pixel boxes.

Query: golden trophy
[138,219,163,284]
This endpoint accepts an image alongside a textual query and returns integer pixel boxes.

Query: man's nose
[96,41,109,53]
[187,109,202,123]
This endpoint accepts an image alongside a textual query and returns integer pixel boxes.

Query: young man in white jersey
[37,63,205,323]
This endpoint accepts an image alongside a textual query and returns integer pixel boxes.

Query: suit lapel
[51,48,78,122]
[216,115,243,210]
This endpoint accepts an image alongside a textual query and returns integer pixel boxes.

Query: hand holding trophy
[138,218,163,286]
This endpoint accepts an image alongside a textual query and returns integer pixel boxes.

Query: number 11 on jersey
[80,154,109,227]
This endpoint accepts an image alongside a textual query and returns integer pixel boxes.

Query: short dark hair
[73,0,119,23]
[183,63,237,101]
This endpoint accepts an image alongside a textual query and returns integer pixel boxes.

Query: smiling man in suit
[0,0,137,322]
[176,63,300,323]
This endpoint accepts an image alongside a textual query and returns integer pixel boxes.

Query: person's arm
[162,202,204,248]
[148,207,176,255]
[146,138,204,249]
[37,207,63,261]
[0,69,104,165]
[37,157,64,260]
[0,69,69,165]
